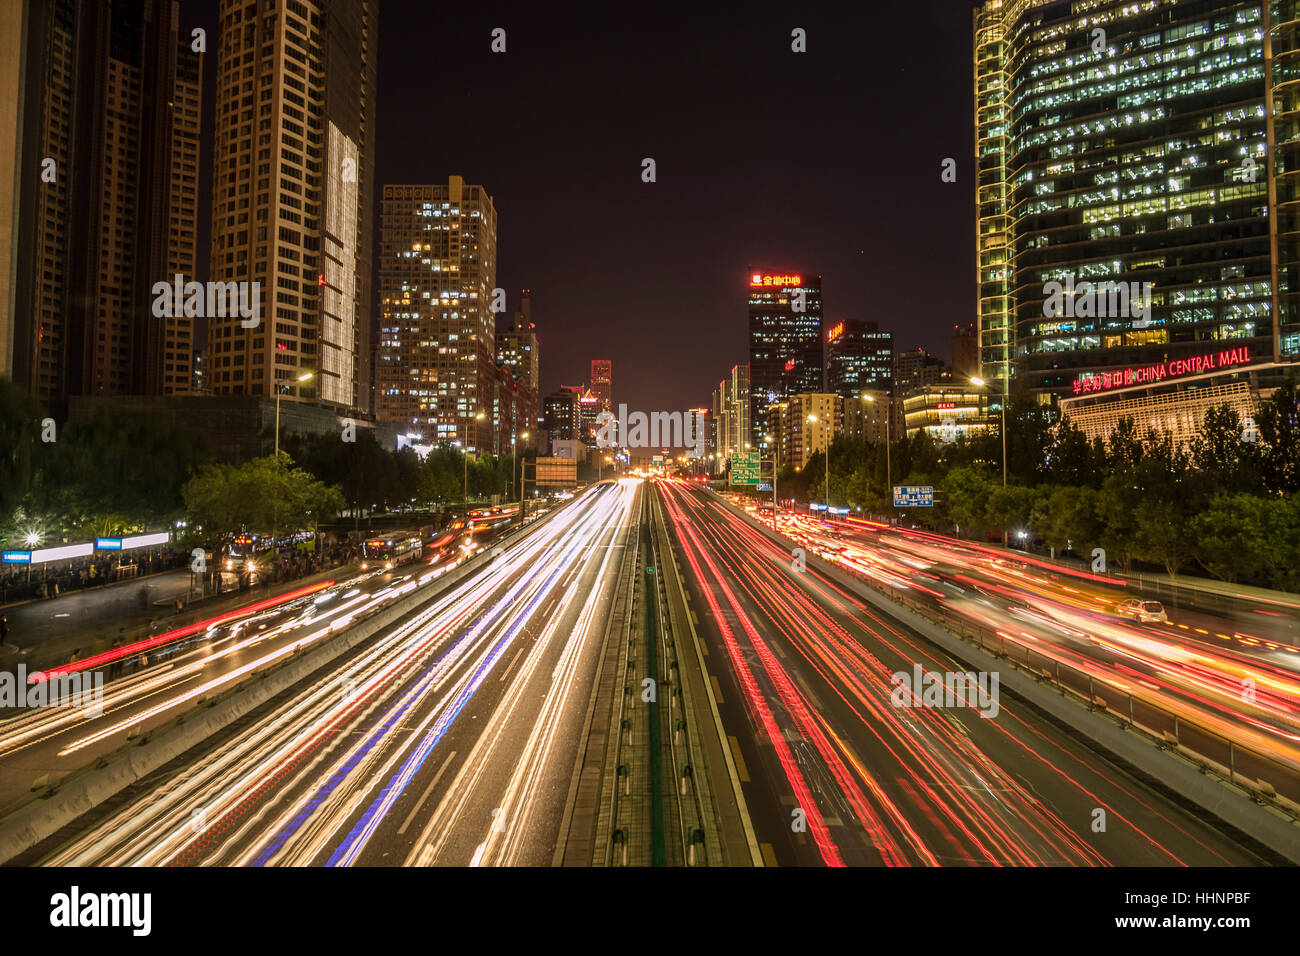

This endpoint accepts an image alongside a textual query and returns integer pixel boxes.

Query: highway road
[24,480,639,867]
[658,480,1268,866]
[0,510,534,815]
[756,507,1300,789]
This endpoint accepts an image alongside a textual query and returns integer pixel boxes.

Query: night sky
[197,2,975,416]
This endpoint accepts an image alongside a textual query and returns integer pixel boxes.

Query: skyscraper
[377,177,499,452]
[825,320,893,401]
[975,0,1278,399]
[208,0,377,414]
[496,290,539,446]
[2,0,203,403]
[748,270,822,449]
[590,359,612,412]
[544,387,579,446]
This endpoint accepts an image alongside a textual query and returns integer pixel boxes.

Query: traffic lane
[31,487,624,866]
[830,522,1300,665]
[382,521,630,866]
[681,498,1075,866]
[0,562,468,813]
[237,486,632,866]
[672,488,1263,866]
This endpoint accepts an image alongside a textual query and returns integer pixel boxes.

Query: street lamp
[516,431,529,506]
[275,371,314,456]
[807,414,829,512]
[765,433,778,516]
[861,392,890,501]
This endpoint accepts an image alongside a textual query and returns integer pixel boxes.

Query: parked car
[1117,598,1168,624]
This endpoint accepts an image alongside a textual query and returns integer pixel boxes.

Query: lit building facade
[376,177,498,452]
[975,0,1280,400]
[826,319,893,401]
[903,384,992,441]
[894,347,948,396]
[496,290,539,447]
[590,359,612,411]
[544,387,579,445]
[748,271,822,447]
[843,389,893,447]
[784,392,841,471]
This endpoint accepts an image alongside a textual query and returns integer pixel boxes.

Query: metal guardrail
[717,494,1300,822]
[842,566,1300,820]
[644,494,709,864]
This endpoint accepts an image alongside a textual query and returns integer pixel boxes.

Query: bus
[360,535,422,570]
[224,531,314,572]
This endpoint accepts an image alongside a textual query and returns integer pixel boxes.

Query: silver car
[1118,598,1168,624]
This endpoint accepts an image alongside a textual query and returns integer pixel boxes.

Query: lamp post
[464,411,486,507]
[518,431,529,507]
[861,392,891,501]
[765,433,778,517]
[275,371,314,456]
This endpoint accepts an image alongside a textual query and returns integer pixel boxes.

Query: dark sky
[196,2,976,415]
[374,2,975,414]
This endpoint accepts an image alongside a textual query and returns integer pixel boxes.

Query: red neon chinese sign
[827,322,844,343]
[784,359,797,372]
[750,273,803,288]
[1071,346,1251,396]
[936,402,955,410]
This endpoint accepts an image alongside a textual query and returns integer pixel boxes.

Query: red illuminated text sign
[827,322,844,343]
[936,402,955,410]
[1072,346,1251,396]
[783,359,797,372]
[750,273,803,288]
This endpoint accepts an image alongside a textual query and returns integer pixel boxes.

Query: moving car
[1117,598,1168,624]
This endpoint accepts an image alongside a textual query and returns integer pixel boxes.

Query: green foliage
[182,454,344,538]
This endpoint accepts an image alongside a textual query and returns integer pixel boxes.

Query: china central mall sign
[1072,346,1251,395]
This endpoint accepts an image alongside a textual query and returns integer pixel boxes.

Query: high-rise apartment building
[208,0,377,415]
[975,0,1282,399]
[826,319,893,401]
[2,0,203,403]
[711,377,732,466]
[710,363,751,464]
[748,270,822,448]
[894,346,947,396]
[590,359,612,411]
[377,177,498,452]
[163,37,202,395]
[784,393,841,471]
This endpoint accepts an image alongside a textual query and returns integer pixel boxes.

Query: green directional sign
[730,451,761,486]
